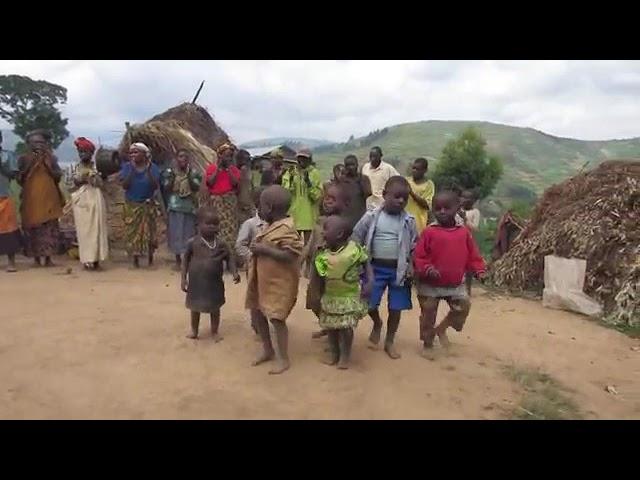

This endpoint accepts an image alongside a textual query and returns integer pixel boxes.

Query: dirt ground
[1,253,638,420]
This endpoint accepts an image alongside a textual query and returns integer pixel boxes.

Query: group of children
[180,158,486,374]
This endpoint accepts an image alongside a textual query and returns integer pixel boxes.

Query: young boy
[459,189,481,294]
[414,191,486,354]
[246,185,304,375]
[352,176,418,359]
[405,157,435,234]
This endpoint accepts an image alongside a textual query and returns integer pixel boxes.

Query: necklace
[201,237,217,250]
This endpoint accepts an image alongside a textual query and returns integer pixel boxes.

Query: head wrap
[74,137,96,153]
[129,142,151,158]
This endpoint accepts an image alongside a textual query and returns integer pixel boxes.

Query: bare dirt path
[1,256,638,419]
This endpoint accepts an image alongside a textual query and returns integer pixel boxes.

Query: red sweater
[414,225,486,287]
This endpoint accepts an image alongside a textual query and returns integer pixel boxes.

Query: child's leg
[367,265,388,346]
[384,310,402,359]
[435,297,471,347]
[250,309,260,337]
[133,255,140,268]
[44,256,54,267]
[337,328,354,370]
[175,254,182,269]
[7,254,17,272]
[465,273,473,296]
[322,329,340,365]
[268,318,290,375]
[418,296,439,350]
[148,250,154,266]
[210,308,223,342]
[187,311,200,339]
[312,329,328,339]
[252,310,275,366]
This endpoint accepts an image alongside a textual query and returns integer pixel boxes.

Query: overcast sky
[1,60,640,146]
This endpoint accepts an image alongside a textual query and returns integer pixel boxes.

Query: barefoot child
[414,191,486,354]
[236,189,265,336]
[304,182,351,340]
[314,215,373,369]
[0,134,21,273]
[246,185,304,375]
[459,189,481,295]
[352,176,418,359]
[181,207,240,341]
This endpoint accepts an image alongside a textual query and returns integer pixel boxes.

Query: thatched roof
[118,103,232,173]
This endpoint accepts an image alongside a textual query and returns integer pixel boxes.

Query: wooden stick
[191,81,205,104]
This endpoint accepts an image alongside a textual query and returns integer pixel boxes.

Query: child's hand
[233,273,241,284]
[361,280,373,299]
[250,243,265,255]
[181,277,188,292]
[425,266,441,280]
[476,271,487,282]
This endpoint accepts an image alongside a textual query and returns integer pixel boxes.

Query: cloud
[1,60,640,146]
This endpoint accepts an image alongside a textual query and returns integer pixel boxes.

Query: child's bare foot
[312,330,327,339]
[268,359,290,375]
[186,333,198,339]
[133,257,140,269]
[34,258,42,267]
[438,331,451,348]
[337,358,350,370]
[211,333,223,343]
[44,257,54,267]
[384,342,401,359]
[253,333,262,342]
[322,354,339,366]
[6,265,17,273]
[421,344,436,360]
[252,349,275,366]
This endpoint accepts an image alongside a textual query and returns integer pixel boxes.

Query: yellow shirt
[405,177,435,234]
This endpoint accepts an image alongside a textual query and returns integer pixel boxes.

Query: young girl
[305,182,351,339]
[315,215,372,369]
[162,149,202,269]
[459,190,481,294]
[181,207,240,341]
[0,133,21,273]
[414,191,486,354]
[406,157,435,234]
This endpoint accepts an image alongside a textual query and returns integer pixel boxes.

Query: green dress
[315,241,369,329]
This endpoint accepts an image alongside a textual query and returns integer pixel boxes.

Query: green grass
[503,364,582,420]
[311,120,640,213]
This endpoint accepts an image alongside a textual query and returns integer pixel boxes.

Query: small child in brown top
[181,207,240,341]
[246,185,304,375]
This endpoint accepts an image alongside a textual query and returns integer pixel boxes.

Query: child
[315,215,373,369]
[181,207,241,341]
[246,185,304,375]
[162,149,202,269]
[459,189,481,294]
[305,182,351,339]
[0,134,21,273]
[405,157,435,234]
[236,189,265,336]
[414,191,486,354]
[352,176,418,360]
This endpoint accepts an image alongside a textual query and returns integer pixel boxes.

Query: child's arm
[361,261,374,299]
[306,169,323,203]
[251,243,299,263]
[413,230,439,280]
[466,210,480,232]
[360,174,372,199]
[181,239,194,292]
[227,247,241,284]
[351,213,371,246]
[466,230,487,279]
[235,219,253,260]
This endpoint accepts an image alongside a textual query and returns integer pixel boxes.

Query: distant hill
[310,121,640,210]
[1,129,77,166]
[240,137,333,149]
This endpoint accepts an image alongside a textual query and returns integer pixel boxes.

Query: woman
[202,143,240,247]
[119,142,161,268]
[0,131,21,272]
[161,148,201,269]
[70,137,109,271]
[17,129,65,267]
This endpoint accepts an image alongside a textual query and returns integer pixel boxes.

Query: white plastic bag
[542,255,602,317]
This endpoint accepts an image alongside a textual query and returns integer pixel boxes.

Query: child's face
[259,196,274,223]
[461,191,475,209]
[383,184,409,214]
[411,161,427,180]
[344,158,358,177]
[434,195,458,226]
[323,185,347,216]
[199,215,220,238]
[333,164,345,181]
[323,216,347,250]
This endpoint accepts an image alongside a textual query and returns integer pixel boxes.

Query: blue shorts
[368,265,413,311]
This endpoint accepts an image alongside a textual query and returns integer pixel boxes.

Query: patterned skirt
[318,295,369,330]
[24,219,60,258]
[123,200,160,256]
[203,192,239,248]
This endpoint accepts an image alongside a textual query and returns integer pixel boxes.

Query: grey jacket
[351,207,418,286]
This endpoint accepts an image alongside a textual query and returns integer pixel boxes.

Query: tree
[0,75,69,151]
[432,127,503,199]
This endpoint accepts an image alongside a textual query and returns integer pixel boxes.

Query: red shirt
[413,225,486,287]
[205,164,240,195]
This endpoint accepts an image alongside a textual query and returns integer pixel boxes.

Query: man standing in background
[361,146,399,210]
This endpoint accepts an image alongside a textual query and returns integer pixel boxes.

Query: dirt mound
[118,103,231,173]
[490,160,640,326]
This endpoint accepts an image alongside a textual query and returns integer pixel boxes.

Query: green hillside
[311,121,640,211]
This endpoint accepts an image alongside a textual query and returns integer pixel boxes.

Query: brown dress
[185,236,230,313]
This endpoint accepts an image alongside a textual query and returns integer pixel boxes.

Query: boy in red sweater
[414,191,486,354]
